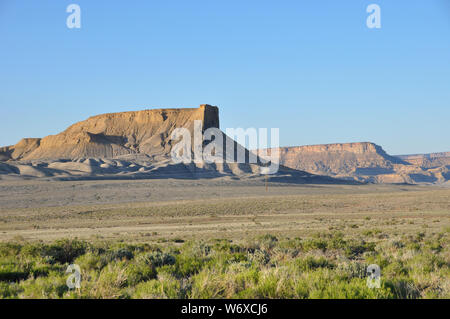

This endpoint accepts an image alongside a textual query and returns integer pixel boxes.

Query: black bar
[0,299,446,318]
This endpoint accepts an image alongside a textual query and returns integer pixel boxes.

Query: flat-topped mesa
[0,104,220,161]
[280,142,384,154]
[265,142,408,175]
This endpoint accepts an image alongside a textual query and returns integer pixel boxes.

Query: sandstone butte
[0,104,220,161]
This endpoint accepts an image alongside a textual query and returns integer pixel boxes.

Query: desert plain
[0,178,448,243]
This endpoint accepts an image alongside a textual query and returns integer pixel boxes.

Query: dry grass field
[0,179,448,243]
[0,179,449,298]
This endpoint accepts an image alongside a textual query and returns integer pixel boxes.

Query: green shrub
[301,238,328,252]
[41,239,87,264]
[384,278,421,299]
[0,281,22,298]
[0,243,22,258]
[344,240,376,259]
[307,276,393,299]
[190,263,260,298]
[132,273,182,298]
[104,248,134,263]
[74,252,106,271]
[337,261,367,280]
[172,254,204,278]
[125,258,157,286]
[295,256,334,271]
[249,249,271,266]
[142,251,176,268]
[19,271,68,299]
[256,234,278,250]
[93,262,128,298]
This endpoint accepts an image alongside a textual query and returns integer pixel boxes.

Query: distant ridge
[260,142,449,184]
[396,152,450,168]
[263,142,407,174]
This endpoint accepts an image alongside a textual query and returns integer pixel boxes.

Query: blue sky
[0,0,449,155]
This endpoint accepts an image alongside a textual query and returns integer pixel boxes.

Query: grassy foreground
[0,229,448,299]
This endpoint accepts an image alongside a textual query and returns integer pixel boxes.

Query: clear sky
[0,0,449,155]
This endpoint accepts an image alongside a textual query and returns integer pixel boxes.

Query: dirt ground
[0,178,449,242]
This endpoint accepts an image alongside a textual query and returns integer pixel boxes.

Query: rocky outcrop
[263,142,449,184]
[0,105,219,161]
[265,142,406,175]
[396,152,450,168]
